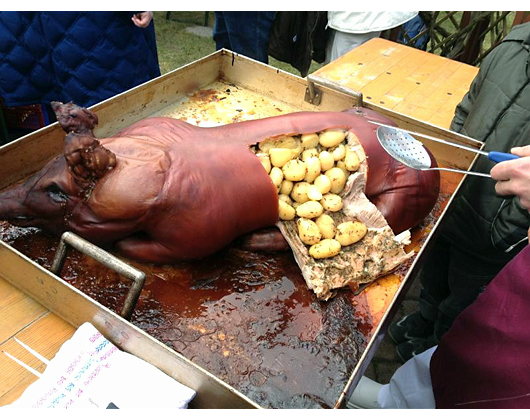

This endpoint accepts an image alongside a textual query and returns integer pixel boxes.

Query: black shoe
[395,336,438,363]
[388,311,434,345]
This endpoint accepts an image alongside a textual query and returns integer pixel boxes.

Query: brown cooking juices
[1,221,372,408]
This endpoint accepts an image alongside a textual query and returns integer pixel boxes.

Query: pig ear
[51,101,98,134]
[51,102,116,186]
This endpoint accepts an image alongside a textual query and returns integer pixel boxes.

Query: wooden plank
[427,65,479,128]
[313,37,406,85]
[359,49,432,103]
[0,312,75,406]
[392,57,462,116]
[315,37,479,131]
[0,278,48,344]
[315,40,414,92]
[363,53,458,119]
[332,44,416,92]
[411,63,479,124]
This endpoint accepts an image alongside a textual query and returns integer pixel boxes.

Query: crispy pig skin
[0,105,439,267]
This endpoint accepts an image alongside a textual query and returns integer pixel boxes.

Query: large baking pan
[0,50,482,408]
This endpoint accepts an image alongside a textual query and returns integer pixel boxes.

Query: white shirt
[327,11,418,34]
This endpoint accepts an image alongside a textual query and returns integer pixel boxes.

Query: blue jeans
[213,12,275,63]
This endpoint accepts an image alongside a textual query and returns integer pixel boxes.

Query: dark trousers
[418,235,508,342]
[213,11,275,64]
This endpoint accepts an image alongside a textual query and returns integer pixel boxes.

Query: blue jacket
[0,11,160,108]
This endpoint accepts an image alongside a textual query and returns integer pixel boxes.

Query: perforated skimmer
[369,122,519,178]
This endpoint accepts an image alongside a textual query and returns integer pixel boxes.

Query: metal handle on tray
[305,74,363,106]
[51,231,146,321]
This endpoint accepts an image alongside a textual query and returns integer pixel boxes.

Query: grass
[153,11,323,76]
[153,12,216,74]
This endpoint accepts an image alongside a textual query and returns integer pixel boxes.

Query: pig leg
[238,227,290,252]
[117,228,290,262]
[115,236,176,264]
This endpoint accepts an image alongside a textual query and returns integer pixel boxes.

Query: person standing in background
[213,11,275,64]
[0,11,160,112]
[325,11,418,63]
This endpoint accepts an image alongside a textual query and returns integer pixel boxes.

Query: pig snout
[0,185,35,226]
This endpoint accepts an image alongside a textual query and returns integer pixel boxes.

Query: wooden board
[314,37,479,129]
[0,276,75,406]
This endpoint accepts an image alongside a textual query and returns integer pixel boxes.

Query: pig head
[0,102,440,263]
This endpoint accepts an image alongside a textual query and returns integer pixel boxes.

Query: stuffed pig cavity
[270,132,414,300]
[0,102,439,297]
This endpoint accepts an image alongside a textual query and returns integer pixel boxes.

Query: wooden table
[313,37,479,129]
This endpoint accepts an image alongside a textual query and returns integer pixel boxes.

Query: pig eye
[46,184,68,203]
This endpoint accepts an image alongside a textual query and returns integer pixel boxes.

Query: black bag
[267,11,328,77]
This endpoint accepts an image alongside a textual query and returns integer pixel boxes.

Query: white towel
[8,322,196,409]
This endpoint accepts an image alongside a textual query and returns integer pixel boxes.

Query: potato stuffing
[254,129,368,259]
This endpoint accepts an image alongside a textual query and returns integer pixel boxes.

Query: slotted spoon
[369,121,519,178]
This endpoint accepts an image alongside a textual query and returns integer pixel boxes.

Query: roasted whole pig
[0,102,440,296]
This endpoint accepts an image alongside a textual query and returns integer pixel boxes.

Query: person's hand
[491,145,530,210]
[132,12,153,28]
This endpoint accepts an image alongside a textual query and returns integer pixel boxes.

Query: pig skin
[0,104,440,264]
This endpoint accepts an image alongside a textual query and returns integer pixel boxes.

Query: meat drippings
[1,221,371,408]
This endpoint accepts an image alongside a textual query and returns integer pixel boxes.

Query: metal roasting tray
[0,50,483,408]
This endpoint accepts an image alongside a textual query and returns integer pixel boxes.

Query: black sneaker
[395,336,438,363]
[388,311,434,345]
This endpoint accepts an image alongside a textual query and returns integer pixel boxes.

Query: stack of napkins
[9,322,196,409]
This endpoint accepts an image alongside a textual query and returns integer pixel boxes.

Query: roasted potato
[301,132,320,149]
[280,180,294,195]
[313,174,331,194]
[270,148,296,168]
[297,218,322,245]
[335,221,367,246]
[256,153,271,174]
[309,239,342,259]
[315,214,336,239]
[283,159,307,181]
[278,199,296,221]
[304,156,321,183]
[320,193,343,212]
[269,166,284,191]
[345,148,361,172]
[296,201,324,219]
[259,129,367,261]
[307,184,323,201]
[325,167,347,194]
[319,130,347,148]
[319,151,335,171]
[331,144,346,161]
[291,182,311,203]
